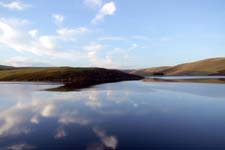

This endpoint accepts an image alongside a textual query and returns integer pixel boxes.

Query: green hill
[131,57,225,76]
[0,67,143,90]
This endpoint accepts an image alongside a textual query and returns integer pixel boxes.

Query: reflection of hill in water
[0,81,225,149]
[142,79,225,98]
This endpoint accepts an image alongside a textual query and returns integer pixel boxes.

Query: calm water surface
[147,75,225,79]
[0,81,225,149]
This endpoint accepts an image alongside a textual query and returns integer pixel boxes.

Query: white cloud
[28,29,38,38]
[30,115,39,124]
[5,56,51,67]
[58,112,90,125]
[52,14,64,25]
[0,1,31,10]
[84,0,102,9]
[41,104,56,117]
[0,18,52,55]
[7,143,35,150]
[83,42,119,68]
[131,43,138,49]
[0,16,131,68]
[93,128,118,149]
[0,83,135,141]
[86,91,102,109]
[84,42,103,52]
[0,17,83,60]
[39,36,55,49]
[0,102,32,137]
[0,92,90,138]
[84,42,102,63]
[57,27,88,40]
[55,128,66,139]
[100,2,116,15]
[92,1,116,24]
[84,42,102,65]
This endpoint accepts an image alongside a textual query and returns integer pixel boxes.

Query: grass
[130,66,170,76]
[0,67,143,90]
[131,57,225,76]
[164,57,225,75]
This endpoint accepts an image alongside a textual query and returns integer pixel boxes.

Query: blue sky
[0,0,224,68]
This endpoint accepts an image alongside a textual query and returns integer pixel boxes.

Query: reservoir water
[0,80,225,149]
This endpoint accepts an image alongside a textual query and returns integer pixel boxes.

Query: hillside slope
[131,57,225,76]
[130,66,171,76]
[0,67,143,89]
[164,57,225,76]
[0,65,14,70]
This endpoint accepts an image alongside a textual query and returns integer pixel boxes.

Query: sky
[0,0,225,69]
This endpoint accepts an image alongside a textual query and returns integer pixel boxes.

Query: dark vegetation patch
[0,67,143,90]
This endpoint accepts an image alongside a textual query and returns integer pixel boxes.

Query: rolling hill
[0,67,143,90]
[0,65,14,70]
[130,57,225,76]
[130,66,171,76]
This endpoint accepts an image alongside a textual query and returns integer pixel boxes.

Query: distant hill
[0,65,14,70]
[130,66,171,76]
[0,67,143,90]
[130,57,225,76]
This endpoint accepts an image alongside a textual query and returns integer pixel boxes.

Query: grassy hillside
[0,67,143,89]
[131,57,225,76]
[130,66,170,76]
[164,57,225,75]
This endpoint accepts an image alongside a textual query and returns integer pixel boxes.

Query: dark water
[0,81,225,149]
